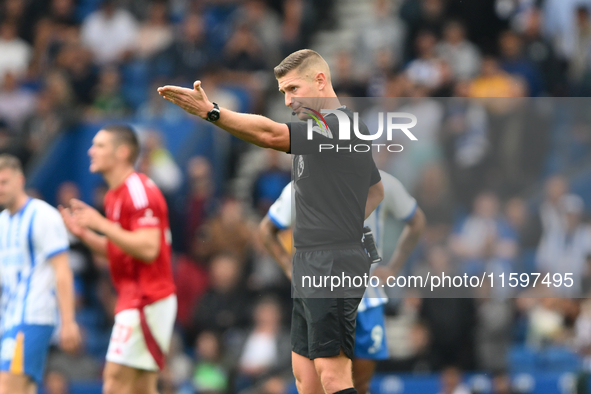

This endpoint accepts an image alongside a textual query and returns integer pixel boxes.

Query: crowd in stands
[1,0,591,393]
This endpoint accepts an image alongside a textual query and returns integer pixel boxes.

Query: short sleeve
[32,206,69,259]
[268,183,293,229]
[127,192,163,231]
[381,171,417,222]
[370,160,381,186]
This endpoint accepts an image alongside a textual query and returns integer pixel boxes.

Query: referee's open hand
[157,81,214,120]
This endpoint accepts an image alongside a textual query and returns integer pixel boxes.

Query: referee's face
[278,70,322,120]
[89,130,117,174]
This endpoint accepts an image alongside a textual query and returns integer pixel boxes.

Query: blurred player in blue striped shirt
[0,154,80,394]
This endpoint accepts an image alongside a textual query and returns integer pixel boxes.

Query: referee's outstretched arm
[158,80,291,151]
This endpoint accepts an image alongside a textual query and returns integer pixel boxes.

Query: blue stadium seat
[509,345,537,373]
[537,347,581,372]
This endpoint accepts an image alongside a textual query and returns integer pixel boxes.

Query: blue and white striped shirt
[0,198,69,330]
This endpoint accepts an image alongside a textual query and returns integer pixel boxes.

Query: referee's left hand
[157,80,213,119]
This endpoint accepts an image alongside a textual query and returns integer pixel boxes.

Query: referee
[159,49,384,394]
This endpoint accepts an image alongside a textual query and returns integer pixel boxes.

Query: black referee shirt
[286,106,381,249]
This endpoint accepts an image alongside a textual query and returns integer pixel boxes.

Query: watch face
[209,111,220,121]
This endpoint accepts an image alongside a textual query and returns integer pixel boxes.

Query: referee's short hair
[102,124,140,164]
[274,49,330,79]
[0,154,23,174]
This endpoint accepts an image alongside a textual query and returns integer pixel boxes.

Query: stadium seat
[509,345,537,373]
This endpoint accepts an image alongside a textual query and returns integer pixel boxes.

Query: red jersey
[104,172,176,313]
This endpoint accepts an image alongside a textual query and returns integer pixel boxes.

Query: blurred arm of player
[365,180,384,220]
[50,252,82,353]
[374,207,426,280]
[63,199,161,263]
[60,204,108,257]
[158,81,291,152]
[259,216,292,280]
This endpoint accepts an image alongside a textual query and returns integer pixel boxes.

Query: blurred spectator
[413,163,454,244]
[55,43,98,105]
[44,370,69,394]
[81,0,138,64]
[436,20,481,80]
[568,6,591,94]
[391,87,444,190]
[451,191,518,276]
[400,0,448,61]
[88,66,130,119]
[137,129,182,195]
[31,13,79,77]
[539,175,568,235]
[223,23,266,72]
[0,72,36,132]
[526,298,566,348]
[20,71,79,160]
[356,0,406,75]
[536,194,591,295]
[232,297,291,391]
[469,56,524,97]
[504,197,542,251]
[498,30,544,96]
[233,0,282,67]
[47,0,78,25]
[441,89,489,208]
[192,331,229,394]
[152,13,211,83]
[174,253,209,333]
[0,118,23,159]
[366,48,397,97]
[491,372,517,394]
[405,30,447,91]
[197,198,254,263]
[475,294,513,371]
[420,247,477,370]
[1,0,32,41]
[332,50,367,97]
[192,254,252,335]
[134,0,173,60]
[185,156,216,249]
[251,149,290,217]
[542,0,591,60]
[436,366,470,394]
[280,0,307,57]
[0,19,31,81]
[521,8,567,96]
[166,331,193,388]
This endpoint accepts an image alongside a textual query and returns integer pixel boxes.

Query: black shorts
[290,246,370,360]
[291,296,362,360]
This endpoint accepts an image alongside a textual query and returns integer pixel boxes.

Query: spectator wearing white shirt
[81,0,139,64]
[0,20,31,81]
[406,30,447,91]
[536,194,591,295]
[436,20,481,80]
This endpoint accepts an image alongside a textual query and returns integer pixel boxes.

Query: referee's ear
[315,71,328,91]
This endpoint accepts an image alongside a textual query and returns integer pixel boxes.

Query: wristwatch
[206,102,220,122]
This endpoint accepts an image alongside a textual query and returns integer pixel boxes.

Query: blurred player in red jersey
[59,125,176,394]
